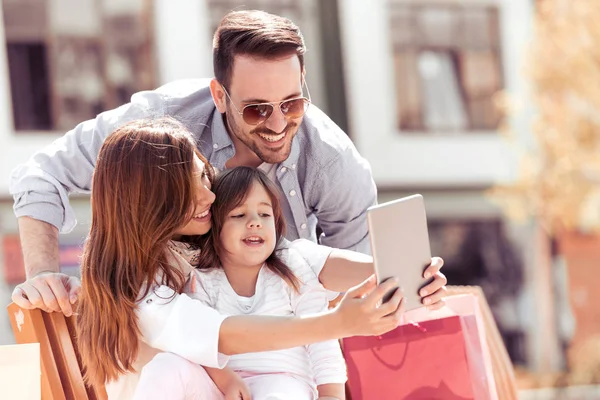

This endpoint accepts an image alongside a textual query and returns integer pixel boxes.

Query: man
[10,10,446,316]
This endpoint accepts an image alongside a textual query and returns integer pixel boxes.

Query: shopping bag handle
[369,321,426,370]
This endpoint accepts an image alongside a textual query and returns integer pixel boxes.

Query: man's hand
[419,257,447,310]
[12,272,81,317]
[12,217,80,316]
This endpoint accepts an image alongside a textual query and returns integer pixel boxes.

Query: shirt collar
[210,109,233,151]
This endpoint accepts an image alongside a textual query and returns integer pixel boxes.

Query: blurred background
[1,0,600,398]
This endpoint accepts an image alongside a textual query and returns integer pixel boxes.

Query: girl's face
[219,181,277,269]
[172,155,216,239]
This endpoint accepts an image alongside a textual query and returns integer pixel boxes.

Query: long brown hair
[197,166,300,291]
[213,10,306,89]
[76,117,214,388]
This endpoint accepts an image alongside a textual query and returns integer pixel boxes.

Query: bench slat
[7,303,107,400]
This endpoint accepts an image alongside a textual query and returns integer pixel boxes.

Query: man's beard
[225,112,298,164]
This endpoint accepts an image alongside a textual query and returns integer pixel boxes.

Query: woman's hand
[419,257,447,310]
[333,275,405,337]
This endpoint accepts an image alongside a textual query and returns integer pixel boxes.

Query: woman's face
[219,181,277,269]
[172,155,216,239]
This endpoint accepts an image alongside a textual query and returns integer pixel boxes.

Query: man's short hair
[213,10,306,89]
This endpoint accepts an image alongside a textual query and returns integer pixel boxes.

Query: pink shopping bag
[343,294,497,400]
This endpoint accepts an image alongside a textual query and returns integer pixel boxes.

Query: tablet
[367,194,433,310]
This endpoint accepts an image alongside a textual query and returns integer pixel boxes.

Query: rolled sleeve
[10,100,153,233]
[137,286,229,369]
[12,189,72,232]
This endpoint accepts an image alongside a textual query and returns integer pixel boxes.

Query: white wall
[338,0,534,187]
[153,0,213,84]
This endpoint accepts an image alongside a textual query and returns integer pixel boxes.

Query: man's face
[224,54,305,164]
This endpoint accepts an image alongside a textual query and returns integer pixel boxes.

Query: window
[389,2,504,133]
[207,0,303,33]
[2,0,155,132]
[6,43,52,130]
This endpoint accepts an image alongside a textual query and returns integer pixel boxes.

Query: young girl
[188,166,350,399]
[75,117,436,399]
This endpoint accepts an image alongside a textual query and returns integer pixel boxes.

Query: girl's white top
[189,245,347,396]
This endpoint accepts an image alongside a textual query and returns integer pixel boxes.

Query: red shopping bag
[343,294,497,400]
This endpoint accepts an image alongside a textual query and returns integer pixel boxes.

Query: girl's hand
[205,366,251,400]
[223,375,252,400]
[333,275,405,337]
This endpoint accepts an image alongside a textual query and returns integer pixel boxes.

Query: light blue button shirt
[10,79,376,254]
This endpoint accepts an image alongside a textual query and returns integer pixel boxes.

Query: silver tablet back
[367,194,433,310]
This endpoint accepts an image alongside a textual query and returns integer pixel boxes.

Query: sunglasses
[221,81,311,126]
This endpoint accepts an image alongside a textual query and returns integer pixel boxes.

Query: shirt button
[281,167,287,173]
[289,190,296,196]
[213,143,218,149]
[291,164,296,169]
[300,223,307,230]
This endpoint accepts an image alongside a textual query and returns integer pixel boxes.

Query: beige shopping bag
[0,342,41,400]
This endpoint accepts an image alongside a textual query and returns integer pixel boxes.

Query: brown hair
[213,10,306,89]
[76,117,214,388]
[197,166,300,291]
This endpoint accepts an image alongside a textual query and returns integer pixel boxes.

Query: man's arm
[19,217,59,277]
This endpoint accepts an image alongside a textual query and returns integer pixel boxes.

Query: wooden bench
[7,285,518,400]
[7,303,107,400]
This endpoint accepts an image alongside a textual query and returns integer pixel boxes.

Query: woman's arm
[318,248,374,293]
[319,251,448,310]
[287,237,447,309]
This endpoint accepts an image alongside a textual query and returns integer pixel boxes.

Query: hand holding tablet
[367,194,437,310]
